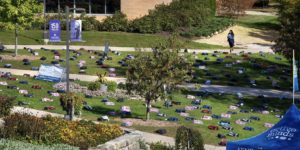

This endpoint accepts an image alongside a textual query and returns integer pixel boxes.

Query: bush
[0,95,15,117]
[88,82,101,91]
[181,17,234,37]
[130,0,215,33]
[101,11,128,32]
[0,139,79,150]
[44,14,101,31]
[60,93,83,116]
[175,126,204,150]
[106,81,118,92]
[150,142,174,150]
[0,114,123,150]
[77,14,101,31]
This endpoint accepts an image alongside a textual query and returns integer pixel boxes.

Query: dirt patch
[1,55,39,61]
[116,118,178,127]
[194,25,278,48]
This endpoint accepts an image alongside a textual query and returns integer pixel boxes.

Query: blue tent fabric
[227,104,300,150]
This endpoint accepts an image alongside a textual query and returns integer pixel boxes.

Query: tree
[175,126,205,150]
[60,92,83,120]
[273,0,300,60]
[216,0,256,17]
[126,35,192,120]
[0,0,42,56]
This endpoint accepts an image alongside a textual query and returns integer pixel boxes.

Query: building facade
[45,0,172,21]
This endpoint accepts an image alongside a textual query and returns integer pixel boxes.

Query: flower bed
[0,113,123,150]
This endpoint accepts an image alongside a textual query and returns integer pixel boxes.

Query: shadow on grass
[90,106,144,119]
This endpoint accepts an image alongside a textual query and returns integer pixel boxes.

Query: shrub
[106,81,118,92]
[175,126,204,150]
[101,11,128,32]
[60,93,83,116]
[130,0,215,33]
[0,95,15,117]
[44,14,101,31]
[88,82,101,91]
[0,139,79,150]
[77,14,101,31]
[0,113,46,140]
[150,142,174,150]
[180,17,234,37]
[0,114,123,149]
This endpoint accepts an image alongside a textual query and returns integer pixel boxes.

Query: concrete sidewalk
[4,44,274,54]
[0,68,126,83]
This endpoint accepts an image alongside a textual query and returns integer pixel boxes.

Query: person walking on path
[227,30,235,53]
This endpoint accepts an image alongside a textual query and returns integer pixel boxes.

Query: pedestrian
[227,30,235,53]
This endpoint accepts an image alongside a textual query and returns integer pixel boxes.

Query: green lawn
[0,49,292,90]
[0,74,295,145]
[236,15,280,30]
[0,30,224,49]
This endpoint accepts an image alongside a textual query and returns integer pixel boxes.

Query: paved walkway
[1,68,298,99]
[11,106,225,150]
[245,10,277,16]
[4,44,273,54]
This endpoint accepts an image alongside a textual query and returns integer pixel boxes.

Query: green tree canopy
[274,0,300,59]
[126,36,192,120]
[0,0,42,30]
[0,0,42,55]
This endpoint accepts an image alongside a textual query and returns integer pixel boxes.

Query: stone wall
[121,0,172,20]
[89,132,144,150]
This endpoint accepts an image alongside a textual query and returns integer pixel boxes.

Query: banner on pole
[293,50,299,92]
[70,20,82,42]
[49,20,61,42]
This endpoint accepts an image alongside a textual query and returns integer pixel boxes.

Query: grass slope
[0,49,292,90]
[0,30,224,49]
[236,15,280,30]
[0,74,296,145]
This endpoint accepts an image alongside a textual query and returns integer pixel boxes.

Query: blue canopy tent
[227,104,300,150]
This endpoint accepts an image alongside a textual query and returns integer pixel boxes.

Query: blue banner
[70,20,82,42]
[293,51,299,92]
[49,20,61,42]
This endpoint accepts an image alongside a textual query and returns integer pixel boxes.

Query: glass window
[91,0,105,14]
[106,0,120,14]
[46,0,58,13]
[45,0,120,14]
[76,0,90,13]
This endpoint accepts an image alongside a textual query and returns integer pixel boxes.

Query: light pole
[43,0,47,44]
[65,6,85,120]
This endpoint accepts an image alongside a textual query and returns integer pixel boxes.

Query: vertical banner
[70,20,82,42]
[49,20,61,42]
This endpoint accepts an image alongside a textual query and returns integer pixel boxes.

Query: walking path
[1,68,298,99]
[11,106,225,150]
[4,44,273,54]
[245,10,277,16]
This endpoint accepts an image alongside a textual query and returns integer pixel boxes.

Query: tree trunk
[69,104,74,121]
[14,24,18,56]
[146,98,151,121]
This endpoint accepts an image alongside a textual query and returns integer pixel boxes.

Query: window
[46,0,58,13]
[75,0,90,13]
[45,0,120,14]
[91,0,105,14]
[106,0,120,14]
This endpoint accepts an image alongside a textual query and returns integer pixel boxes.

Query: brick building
[45,0,172,21]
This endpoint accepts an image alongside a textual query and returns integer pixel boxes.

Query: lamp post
[43,0,47,44]
[65,6,85,120]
